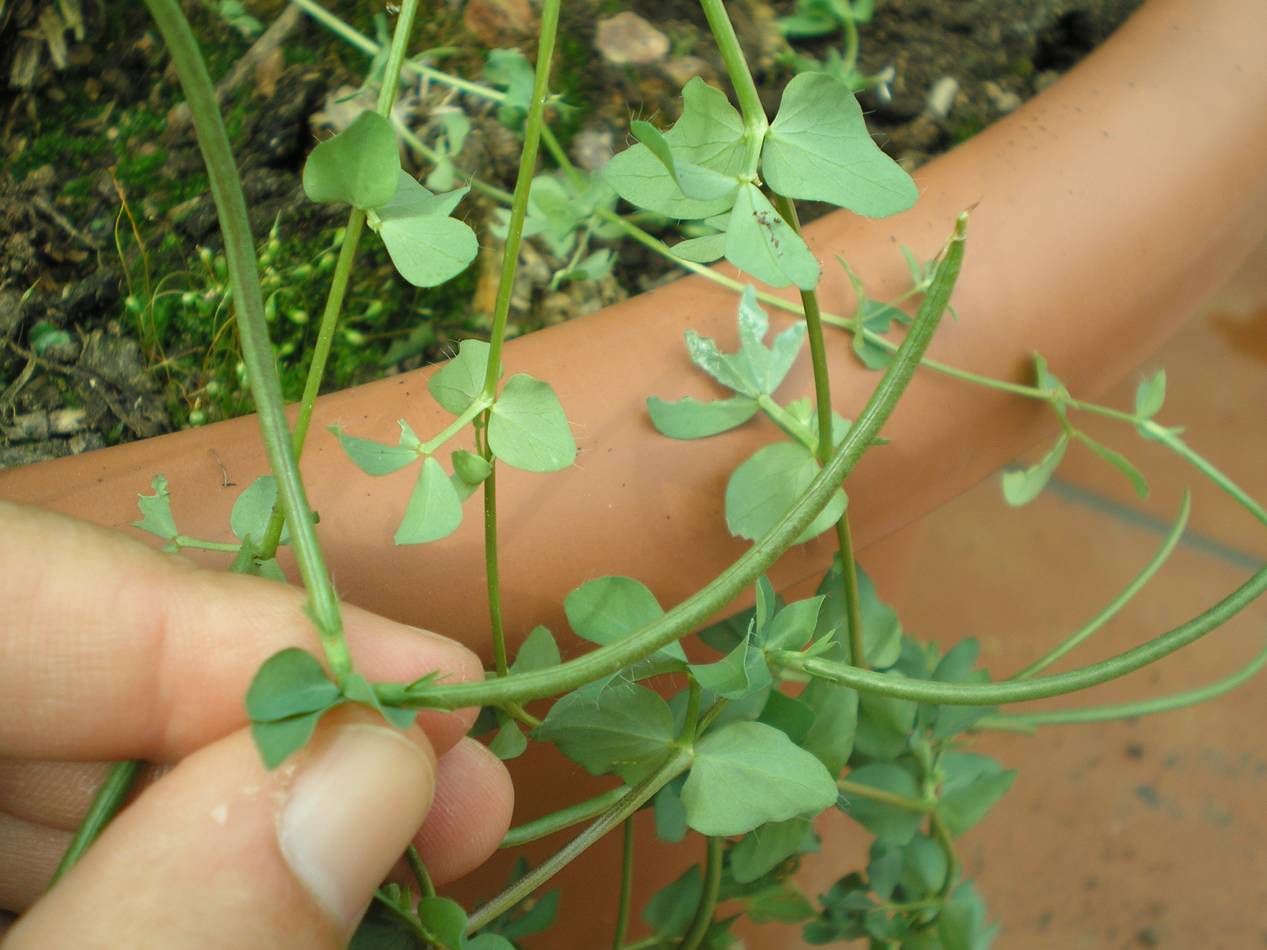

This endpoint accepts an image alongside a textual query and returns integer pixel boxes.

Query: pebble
[983,80,1022,114]
[926,76,959,120]
[595,12,670,67]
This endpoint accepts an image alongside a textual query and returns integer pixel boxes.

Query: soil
[0,0,1141,468]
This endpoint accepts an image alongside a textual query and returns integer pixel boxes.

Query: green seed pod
[343,328,366,347]
[124,295,144,314]
[287,308,309,325]
[188,408,207,426]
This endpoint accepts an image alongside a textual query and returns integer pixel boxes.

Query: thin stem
[480,0,563,398]
[500,785,630,849]
[678,836,723,950]
[698,0,768,141]
[840,13,860,77]
[1011,490,1191,680]
[835,519,866,667]
[756,393,817,450]
[776,559,1267,705]
[612,819,635,950]
[172,535,242,553]
[484,460,509,677]
[930,812,958,900]
[838,777,934,813]
[380,214,966,711]
[681,680,703,743]
[420,395,493,455]
[467,750,694,933]
[145,0,350,680]
[1147,424,1267,530]
[993,640,1267,727]
[48,760,141,887]
[406,844,436,899]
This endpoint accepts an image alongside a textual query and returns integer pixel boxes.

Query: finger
[0,760,166,832]
[0,811,66,913]
[7,709,443,947]
[0,502,482,761]
[411,738,514,885]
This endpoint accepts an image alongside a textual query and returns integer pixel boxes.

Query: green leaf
[937,752,1017,837]
[329,424,421,476]
[303,111,400,211]
[466,935,515,950]
[840,762,924,844]
[647,395,759,439]
[489,719,527,760]
[564,576,687,667]
[745,885,816,924]
[654,777,689,842]
[341,672,417,730]
[488,374,576,472]
[735,285,807,393]
[604,78,748,219]
[731,817,815,883]
[762,72,917,217]
[683,721,837,836]
[1001,432,1068,506]
[672,232,728,263]
[429,339,492,415]
[374,172,478,288]
[251,709,329,770]
[351,895,427,950]
[394,456,463,545]
[630,119,739,202]
[535,682,677,783]
[1135,369,1166,420]
[725,440,847,544]
[644,865,703,939]
[937,881,999,950]
[133,474,178,541]
[246,647,340,722]
[725,184,821,290]
[510,625,561,674]
[451,449,493,486]
[899,834,948,898]
[764,596,825,650]
[815,560,903,668]
[228,476,288,544]
[929,638,993,740]
[416,896,467,949]
[484,48,534,128]
[853,682,916,761]
[757,690,815,744]
[689,630,772,700]
[799,678,858,774]
[1075,431,1149,499]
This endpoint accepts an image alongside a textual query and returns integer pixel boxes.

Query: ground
[0,0,1140,467]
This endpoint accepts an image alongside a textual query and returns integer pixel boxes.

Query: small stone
[983,80,1022,114]
[595,12,670,67]
[463,0,535,47]
[570,128,614,173]
[659,55,710,89]
[926,76,959,120]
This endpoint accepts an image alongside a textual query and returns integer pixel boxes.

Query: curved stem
[1011,490,1191,680]
[145,0,350,679]
[381,214,966,711]
[838,777,934,813]
[993,640,1267,728]
[467,750,693,933]
[406,844,436,899]
[777,559,1267,705]
[48,760,141,887]
[612,818,635,950]
[500,785,630,849]
[678,836,722,950]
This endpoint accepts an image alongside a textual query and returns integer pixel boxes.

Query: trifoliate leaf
[762,72,917,217]
[303,111,400,210]
[329,425,421,476]
[731,817,816,883]
[1001,432,1068,507]
[246,647,340,722]
[689,631,772,700]
[682,721,837,836]
[374,171,477,288]
[487,374,576,472]
[725,184,821,291]
[429,339,492,415]
[341,672,417,730]
[394,456,463,545]
[133,474,178,541]
[535,682,677,783]
[251,709,331,770]
[725,440,847,543]
[734,285,807,394]
[647,394,759,439]
[839,762,924,844]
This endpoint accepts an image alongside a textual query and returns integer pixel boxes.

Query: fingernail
[278,721,435,934]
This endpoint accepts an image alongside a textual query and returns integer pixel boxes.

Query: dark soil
[0,0,1140,468]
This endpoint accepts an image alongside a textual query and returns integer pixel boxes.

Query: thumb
[8,708,436,949]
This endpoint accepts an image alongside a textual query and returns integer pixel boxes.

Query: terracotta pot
[2,0,1265,945]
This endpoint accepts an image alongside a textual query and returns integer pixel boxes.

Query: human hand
[0,501,513,947]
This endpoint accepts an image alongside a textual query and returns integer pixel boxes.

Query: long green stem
[467,750,693,933]
[500,785,630,848]
[612,819,635,950]
[480,0,562,397]
[698,0,768,141]
[145,0,350,680]
[991,640,1267,727]
[678,836,722,950]
[48,760,141,887]
[838,777,934,813]
[406,844,436,899]
[776,559,1267,704]
[1011,490,1191,680]
[484,461,510,676]
[380,214,965,711]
